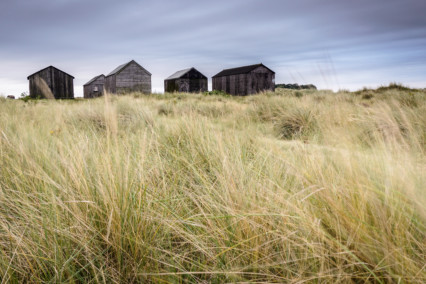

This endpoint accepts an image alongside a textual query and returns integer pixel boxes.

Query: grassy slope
[0,87,425,282]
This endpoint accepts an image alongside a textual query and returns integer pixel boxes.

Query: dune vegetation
[0,86,425,283]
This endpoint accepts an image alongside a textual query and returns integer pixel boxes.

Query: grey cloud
[0,0,425,96]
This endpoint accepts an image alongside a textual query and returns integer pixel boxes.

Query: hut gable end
[27,66,74,99]
[27,66,75,80]
[106,60,152,77]
[84,74,105,98]
[104,60,152,94]
[164,67,208,93]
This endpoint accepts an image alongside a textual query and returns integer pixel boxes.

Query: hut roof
[27,66,75,80]
[106,60,152,76]
[83,74,105,86]
[212,63,274,78]
[166,68,192,80]
[165,67,207,80]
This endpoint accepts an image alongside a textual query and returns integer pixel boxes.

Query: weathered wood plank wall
[105,74,116,94]
[213,66,274,96]
[164,68,207,93]
[116,62,151,93]
[105,61,151,94]
[84,75,105,98]
[28,66,74,99]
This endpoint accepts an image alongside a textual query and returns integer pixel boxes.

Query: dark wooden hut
[83,74,105,98]
[164,68,208,93]
[104,60,151,94]
[212,63,275,96]
[27,66,74,99]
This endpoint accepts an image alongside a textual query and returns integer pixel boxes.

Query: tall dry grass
[0,87,425,282]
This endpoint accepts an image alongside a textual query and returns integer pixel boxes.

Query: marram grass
[0,88,425,283]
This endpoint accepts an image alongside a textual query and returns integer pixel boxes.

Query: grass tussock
[0,87,425,282]
[274,107,318,140]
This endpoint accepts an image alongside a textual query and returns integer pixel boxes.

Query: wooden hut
[104,60,151,94]
[27,66,74,99]
[164,68,208,93]
[83,74,105,98]
[212,63,275,96]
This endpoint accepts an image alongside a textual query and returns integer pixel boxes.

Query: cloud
[0,0,425,96]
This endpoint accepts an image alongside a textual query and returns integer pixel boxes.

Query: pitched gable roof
[106,60,152,77]
[83,74,105,86]
[165,68,193,80]
[212,63,274,78]
[27,65,75,79]
[165,67,207,80]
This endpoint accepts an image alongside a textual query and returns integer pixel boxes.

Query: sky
[0,0,425,97]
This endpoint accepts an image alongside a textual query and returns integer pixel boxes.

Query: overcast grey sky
[0,0,425,97]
